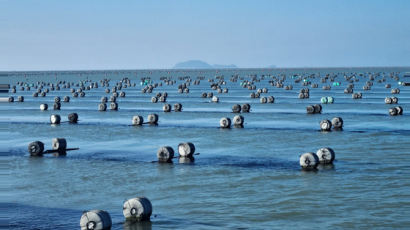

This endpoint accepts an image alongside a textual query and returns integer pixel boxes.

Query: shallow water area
[2,67,410,229]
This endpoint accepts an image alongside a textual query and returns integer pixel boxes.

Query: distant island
[173,60,237,69]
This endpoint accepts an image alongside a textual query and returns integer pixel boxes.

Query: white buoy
[80,210,112,230]
[299,152,319,170]
[233,115,244,127]
[50,114,61,124]
[157,146,174,163]
[320,119,332,131]
[132,116,143,126]
[40,104,48,111]
[163,104,171,112]
[123,197,153,222]
[331,117,343,130]
[178,142,195,157]
[147,114,158,125]
[220,117,231,128]
[316,147,335,164]
[52,138,67,155]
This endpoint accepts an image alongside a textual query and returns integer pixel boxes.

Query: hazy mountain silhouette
[173,60,237,69]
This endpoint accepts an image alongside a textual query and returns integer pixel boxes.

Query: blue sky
[0,0,409,70]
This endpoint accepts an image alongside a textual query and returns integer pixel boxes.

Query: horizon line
[1,65,410,73]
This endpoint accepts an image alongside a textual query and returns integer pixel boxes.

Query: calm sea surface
[2,67,410,229]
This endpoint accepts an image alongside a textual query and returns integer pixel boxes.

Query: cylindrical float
[299,152,319,170]
[395,106,403,115]
[28,141,45,157]
[80,210,112,230]
[233,115,244,127]
[320,119,332,131]
[389,107,398,116]
[220,117,231,128]
[391,97,398,104]
[306,105,315,114]
[178,142,195,158]
[52,138,67,155]
[68,113,79,123]
[147,114,158,124]
[157,146,174,163]
[123,197,152,222]
[163,104,171,112]
[53,102,61,110]
[173,103,182,112]
[313,104,322,114]
[110,102,118,110]
[232,104,241,113]
[50,114,61,124]
[40,104,48,111]
[99,103,107,111]
[316,147,335,164]
[132,116,144,126]
[241,104,251,113]
[327,97,334,104]
[331,117,343,130]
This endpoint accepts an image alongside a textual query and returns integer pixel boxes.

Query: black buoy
[173,103,182,112]
[232,104,241,113]
[68,113,78,123]
[242,103,251,113]
[28,141,45,157]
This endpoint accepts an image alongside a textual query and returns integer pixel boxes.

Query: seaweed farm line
[2,67,410,230]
